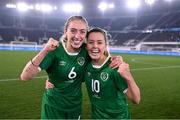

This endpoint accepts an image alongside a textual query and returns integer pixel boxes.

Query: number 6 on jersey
[68,67,77,79]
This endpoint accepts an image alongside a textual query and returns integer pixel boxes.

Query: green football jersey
[85,56,130,119]
[39,41,90,111]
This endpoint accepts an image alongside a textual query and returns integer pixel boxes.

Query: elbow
[20,73,30,81]
[133,96,141,104]
[126,88,141,104]
[134,98,140,104]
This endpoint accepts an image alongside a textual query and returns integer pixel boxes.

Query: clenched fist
[43,38,59,52]
[118,62,132,82]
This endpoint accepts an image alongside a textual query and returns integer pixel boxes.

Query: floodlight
[35,4,53,12]
[98,2,108,11]
[63,3,83,13]
[127,0,141,9]
[17,2,30,11]
[41,4,53,12]
[6,3,34,11]
[54,6,57,10]
[108,3,114,9]
[145,0,156,5]
[6,3,16,8]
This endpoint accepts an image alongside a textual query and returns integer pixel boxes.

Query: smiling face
[86,32,107,64]
[64,18,87,52]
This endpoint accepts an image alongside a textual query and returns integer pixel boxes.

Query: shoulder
[81,43,87,49]
[108,67,119,78]
[54,42,63,53]
[80,43,90,60]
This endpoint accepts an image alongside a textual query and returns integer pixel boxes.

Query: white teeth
[74,40,80,44]
[92,49,99,53]
[72,38,81,44]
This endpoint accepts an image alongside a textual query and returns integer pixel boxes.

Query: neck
[66,42,80,53]
[92,54,107,66]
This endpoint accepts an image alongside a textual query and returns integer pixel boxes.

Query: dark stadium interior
[0,0,180,47]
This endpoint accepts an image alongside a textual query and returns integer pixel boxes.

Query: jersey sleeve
[39,51,55,70]
[113,69,128,93]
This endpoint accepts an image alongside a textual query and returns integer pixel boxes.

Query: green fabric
[85,57,130,119]
[41,97,81,119]
[40,42,89,114]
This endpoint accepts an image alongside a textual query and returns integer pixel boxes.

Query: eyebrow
[88,39,104,42]
[69,28,86,31]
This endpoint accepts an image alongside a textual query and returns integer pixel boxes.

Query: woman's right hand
[43,38,59,52]
[45,79,54,89]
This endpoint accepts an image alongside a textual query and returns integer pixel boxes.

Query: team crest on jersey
[77,57,85,66]
[100,72,109,81]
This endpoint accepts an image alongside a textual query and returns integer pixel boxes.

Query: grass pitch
[0,50,180,119]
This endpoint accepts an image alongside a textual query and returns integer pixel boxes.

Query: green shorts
[91,105,130,119]
[41,103,81,119]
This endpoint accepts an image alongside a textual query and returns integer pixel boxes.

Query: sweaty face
[65,20,87,52]
[86,32,107,62]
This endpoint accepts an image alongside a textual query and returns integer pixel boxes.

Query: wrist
[30,59,39,67]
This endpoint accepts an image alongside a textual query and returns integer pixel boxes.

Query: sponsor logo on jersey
[59,61,66,66]
[65,80,74,83]
[77,57,85,66]
[93,94,101,99]
[87,72,91,76]
[100,72,109,81]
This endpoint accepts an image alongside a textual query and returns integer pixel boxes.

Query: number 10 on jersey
[91,79,100,93]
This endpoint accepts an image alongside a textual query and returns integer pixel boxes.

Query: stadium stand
[0,0,180,54]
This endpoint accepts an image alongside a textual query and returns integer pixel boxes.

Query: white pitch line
[1,65,180,82]
[132,65,180,71]
[131,58,168,67]
[0,76,47,82]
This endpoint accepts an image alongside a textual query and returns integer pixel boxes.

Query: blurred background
[0,0,180,53]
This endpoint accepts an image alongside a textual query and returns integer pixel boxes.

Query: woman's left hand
[118,62,132,82]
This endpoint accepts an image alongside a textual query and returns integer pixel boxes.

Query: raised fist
[118,62,132,81]
[43,38,59,52]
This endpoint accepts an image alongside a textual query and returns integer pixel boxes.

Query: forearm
[20,61,40,81]
[31,47,49,66]
[126,75,141,104]
[118,62,141,104]
[20,48,48,81]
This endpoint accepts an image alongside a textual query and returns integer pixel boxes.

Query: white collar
[62,40,80,56]
[92,55,111,69]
